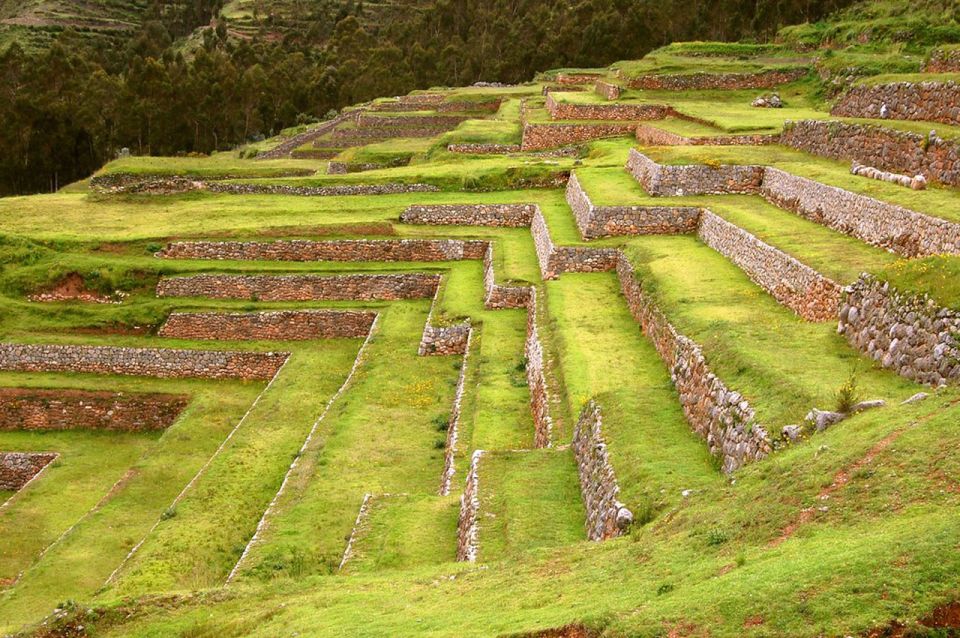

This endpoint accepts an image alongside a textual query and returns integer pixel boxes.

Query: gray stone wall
[525,288,553,449]
[566,170,701,239]
[0,344,288,380]
[0,389,188,432]
[627,148,765,196]
[697,211,842,321]
[158,239,469,262]
[156,273,441,301]
[924,47,960,73]
[159,310,377,341]
[456,450,484,562]
[780,119,960,187]
[616,256,771,472]
[571,401,633,541]
[439,330,472,495]
[833,81,960,125]
[401,204,536,228]
[419,285,471,356]
[594,81,622,100]
[0,452,58,491]
[626,68,807,90]
[761,167,960,257]
[483,243,532,309]
[838,274,960,386]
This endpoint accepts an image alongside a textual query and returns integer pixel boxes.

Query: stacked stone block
[0,389,188,432]
[156,273,441,301]
[627,148,765,196]
[832,81,960,125]
[635,125,777,146]
[626,68,807,90]
[401,204,536,228]
[521,122,637,150]
[456,450,484,562]
[159,310,377,341]
[158,239,472,263]
[1,453,58,491]
[545,92,671,121]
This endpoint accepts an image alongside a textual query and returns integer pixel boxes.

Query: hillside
[1,2,960,637]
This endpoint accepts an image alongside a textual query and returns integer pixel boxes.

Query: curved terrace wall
[838,274,960,387]
[832,81,960,126]
[0,389,189,432]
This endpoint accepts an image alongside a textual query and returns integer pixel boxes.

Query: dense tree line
[0,0,853,196]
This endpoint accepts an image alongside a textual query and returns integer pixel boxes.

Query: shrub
[834,367,863,413]
[706,528,729,546]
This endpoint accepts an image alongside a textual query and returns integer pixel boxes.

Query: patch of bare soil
[28,273,122,304]
[864,601,960,637]
[504,625,598,638]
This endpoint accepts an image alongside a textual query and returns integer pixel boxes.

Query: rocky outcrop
[401,204,536,228]
[0,452,58,491]
[761,167,960,257]
[521,122,637,150]
[572,401,634,541]
[626,68,807,90]
[456,450,484,562]
[158,239,477,262]
[616,256,771,472]
[627,148,765,196]
[838,274,960,386]
[0,344,288,380]
[159,310,377,341]
[832,81,960,126]
[697,211,842,321]
[0,389,188,432]
[780,119,960,187]
[566,170,701,238]
[156,273,441,301]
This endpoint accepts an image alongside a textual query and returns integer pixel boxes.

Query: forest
[0,0,855,195]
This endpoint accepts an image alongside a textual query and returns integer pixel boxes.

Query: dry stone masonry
[0,452,58,491]
[923,47,960,73]
[158,239,482,263]
[635,124,777,146]
[594,80,622,100]
[572,401,633,540]
[697,211,842,321]
[256,111,358,159]
[456,450,484,562]
[439,330,472,495]
[419,285,471,356]
[626,68,807,90]
[521,122,637,150]
[156,273,441,301]
[838,274,960,386]
[780,119,960,187]
[627,148,765,196]
[832,81,960,126]
[447,143,522,154]
[525,288,553,448]
[159,310,377,341]
[545,92,671,121]
[0,389,188,432]
[401,204,536,228]
[483,243,532,309]
[616,256,772,472]
[0,344,288,380]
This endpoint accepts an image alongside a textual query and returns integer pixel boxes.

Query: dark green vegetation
[1,1,960,637]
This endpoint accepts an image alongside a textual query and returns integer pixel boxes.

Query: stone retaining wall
[545,92,670,121]
[419,283,471,356]
[635,124,777,146]
[525,288,553,448]
[330,127,449,146]
[555,73,603,85]
[838,274,960,387]
[256,111,358,159]
[439,330,472,495]
[156,273,441,301]
[0,344,288,380]
[566,170,701,238]
[832,81,960,126]
[0,452,58,491]
[627,68,807,90]
[401,204,536,228]
[206,182,440,197]
[761,167,960,257]
[923,47,960,73]
[627,148,765,196]
[159,310,377,341]
[697,211,842,321]
[594,81,622,100]
[158,239,471,262]
[616,256,771,472]
[572,401,633,541]
[521,122,637,151]
[0,389,189,432]
[483,243,532,309]
[357,114,469,128]
[447,143,522,154]
[779,119,960,187]
[437,99,502,113]
[456,450,484,562]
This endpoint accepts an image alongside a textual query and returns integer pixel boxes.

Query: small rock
[850,399,886,413]
[782,424,802,441]
[806,408,846,432]
[901,392,929,405]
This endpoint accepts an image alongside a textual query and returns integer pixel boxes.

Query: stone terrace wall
[832,81,960,126]
[839,274,960,387]
[357,113,470,128]
[483,243,532,309]
[779,119,960,187]
[0,453,58,491]
[615,256,771,472]
[924,47,960,73]
[545,92,671,121]
[439,329,472,495]
[158,239,472,263]
[159,310,377,341]
[594,81,622,100]
[0,344,288,380]
[330,127,449,146]
[419,283,471,356]
[566,170,701,239]
[456,450,484,562]
[401,204,536,228]
[572,401,633,541]
[447,143,522,154]
[555,73,603,85]
[157,273,441,301]
[635,125,777,146]
[257,111,359,159]
[697,211,842,321]
[525,288,553,448]
[521,122,637,151]
[627,148,765,196]
[0,389,188,432]
[761,167,960,257]
[437,100,503,113]
[627,68,807,90]
[206,183,440,197]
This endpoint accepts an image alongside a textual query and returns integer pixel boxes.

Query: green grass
[877,254,960,309]
[96,155,324,179]
[622,235,921,428]
[473,449,585,561]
